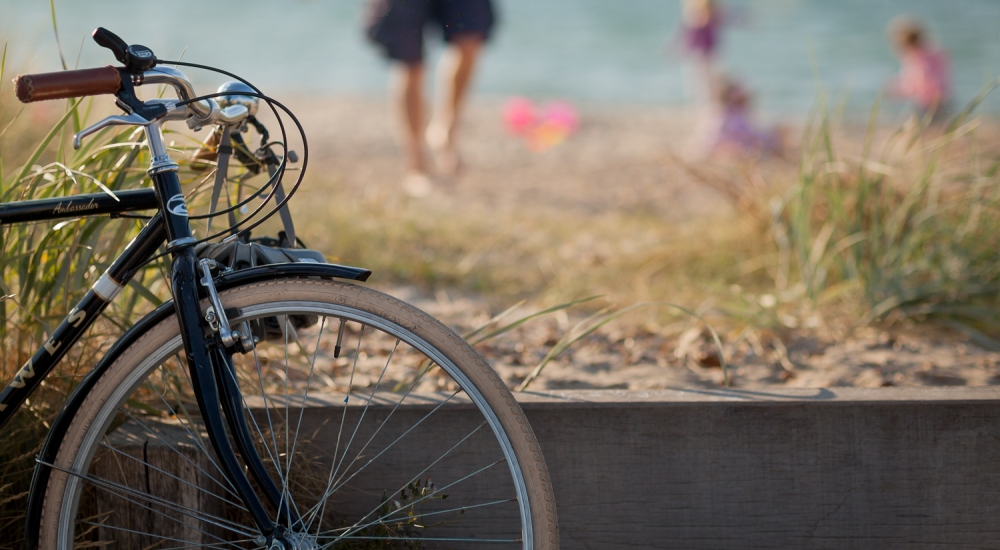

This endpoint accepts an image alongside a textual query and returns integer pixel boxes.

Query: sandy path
[273,95,1000,390]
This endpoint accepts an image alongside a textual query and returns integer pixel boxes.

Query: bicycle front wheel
[39,277,558,549]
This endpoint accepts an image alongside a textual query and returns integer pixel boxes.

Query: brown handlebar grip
[13,65,122,103]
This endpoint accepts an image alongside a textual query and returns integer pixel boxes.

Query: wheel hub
[279,530,320,550]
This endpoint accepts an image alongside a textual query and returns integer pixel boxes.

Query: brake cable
[156,60,310,246]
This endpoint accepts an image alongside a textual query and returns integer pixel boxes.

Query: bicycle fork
[149,122,300,546]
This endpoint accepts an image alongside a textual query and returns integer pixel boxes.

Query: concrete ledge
[520,387,1000,549]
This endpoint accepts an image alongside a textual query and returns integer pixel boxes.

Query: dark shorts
[366,0,495,64]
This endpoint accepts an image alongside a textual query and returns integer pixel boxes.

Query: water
[2,0,998,116]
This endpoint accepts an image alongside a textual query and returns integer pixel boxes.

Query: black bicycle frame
[0,189,162,428]
[0,122,291,539]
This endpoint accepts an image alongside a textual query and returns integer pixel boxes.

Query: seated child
[691,76,782,158]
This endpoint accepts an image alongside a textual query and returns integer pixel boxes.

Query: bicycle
[2,28,558,549]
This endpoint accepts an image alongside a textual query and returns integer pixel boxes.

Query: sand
[282,95,730,219]
[275,95,1000,391]
[392,287,1000,391]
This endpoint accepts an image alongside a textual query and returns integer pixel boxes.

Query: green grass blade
[461,300,525,341]
[516,300,729,391]
[48,0,68,71]
[469,295,602,346]
[13,99,81,185]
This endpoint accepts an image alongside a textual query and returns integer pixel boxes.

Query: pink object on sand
[543,101,579,133]
[503,97,538,135]
[502,97,579,152]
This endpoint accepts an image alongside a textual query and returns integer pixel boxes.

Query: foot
[425,123,462,177]
[402,171,434,197]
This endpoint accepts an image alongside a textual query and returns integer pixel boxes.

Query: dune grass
[757,95,1000,341]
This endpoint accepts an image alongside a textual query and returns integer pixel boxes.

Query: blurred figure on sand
[675,0,741,103]
[366,0,495,196]
[689,76,782,159]
[886,16,952,124]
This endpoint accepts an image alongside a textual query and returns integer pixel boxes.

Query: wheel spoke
[86,486,248,548]
[327,337,400,488]
[231,378,301,526]
[303,390,466,528]
[282,315,293,527]
[115,408,238,500]
[311,322,364,528]
[144,371,241,498]
[97,442,247,511]
[228,361,288,485]
[44,461,256,539]
[311,348,438,535]
[321,497,516,537]
[78,520,253,549]
[334,454,505,543]
[248,327,290,508]
[331,325,374,486]
[155,542,258,550]
[168,354,241,496]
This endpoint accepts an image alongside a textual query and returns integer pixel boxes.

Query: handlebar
[14,66,122,103]
[7,27,306,251]
[10,27,247,138]
[140,66,217,121]
[12,64,232,125]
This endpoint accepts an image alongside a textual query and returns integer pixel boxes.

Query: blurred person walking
[886,16,952,124]
[366,0,495,196]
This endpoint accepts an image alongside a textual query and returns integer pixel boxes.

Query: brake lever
[73,112,152,150]
[92,27,157,74]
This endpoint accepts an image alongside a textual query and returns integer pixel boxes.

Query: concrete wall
[519,387,1000,549]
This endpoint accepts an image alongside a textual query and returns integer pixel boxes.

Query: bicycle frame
[0,119,301,542]
[0,189,163,428]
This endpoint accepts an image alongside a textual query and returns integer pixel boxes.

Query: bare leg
[391,61,428,175]
[391,62,434,196]
[427,33,484,176]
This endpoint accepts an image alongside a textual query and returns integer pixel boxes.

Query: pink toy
[503,97,537,135]
[502,97,579,152]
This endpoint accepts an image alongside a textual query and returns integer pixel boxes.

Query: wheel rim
[56,299,533,549]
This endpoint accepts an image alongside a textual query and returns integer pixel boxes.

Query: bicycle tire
[39,277,559,549]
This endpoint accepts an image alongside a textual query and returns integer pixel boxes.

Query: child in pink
[887,17,952,122]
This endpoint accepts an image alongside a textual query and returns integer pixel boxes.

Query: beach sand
[274,95,1000,391]
[285,95,724,220]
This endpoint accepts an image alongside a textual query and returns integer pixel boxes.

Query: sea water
[1,0,998,117]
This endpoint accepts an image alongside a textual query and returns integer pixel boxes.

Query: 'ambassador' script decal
[53,198,99,215]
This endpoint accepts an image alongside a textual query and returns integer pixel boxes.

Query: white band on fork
[91,272,123,302]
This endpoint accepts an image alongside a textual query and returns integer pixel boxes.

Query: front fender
[25,262,370,548]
